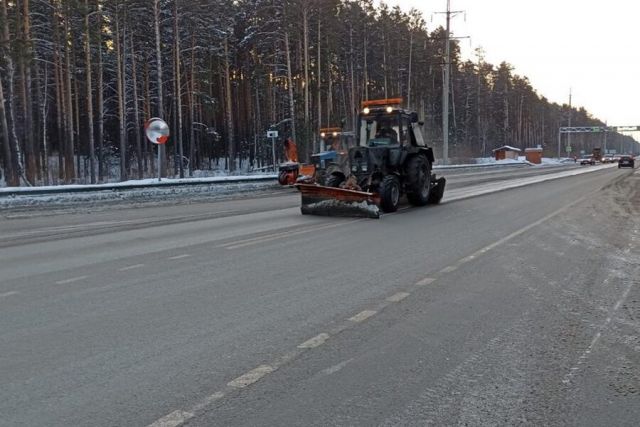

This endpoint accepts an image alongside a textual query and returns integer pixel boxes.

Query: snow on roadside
[0,180,282,214]
[0,173,278,194]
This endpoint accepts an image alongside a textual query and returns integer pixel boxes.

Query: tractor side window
[360,120,375,147]
[399,117,411,145]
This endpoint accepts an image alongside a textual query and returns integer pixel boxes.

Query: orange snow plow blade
[295,184,381,219]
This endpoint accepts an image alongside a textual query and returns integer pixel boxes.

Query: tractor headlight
[363,107,370,115]
[386,106,393,113]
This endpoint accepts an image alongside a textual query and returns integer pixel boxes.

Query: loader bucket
[295,184,381,219]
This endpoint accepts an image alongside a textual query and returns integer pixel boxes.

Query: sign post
[267,129,279,171]
[145,118,170,182]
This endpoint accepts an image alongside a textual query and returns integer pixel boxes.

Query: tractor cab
[319,127,345,152]
[358,98,426,149]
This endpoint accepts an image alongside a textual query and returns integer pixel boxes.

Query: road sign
[144,118,170,182]
[267,130,279,139]
[566,145,572,153]
[614,126,640,132]
[145,118,170,145]
[560,126,605,133]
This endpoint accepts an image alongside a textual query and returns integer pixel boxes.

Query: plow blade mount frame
[295,184,382,219]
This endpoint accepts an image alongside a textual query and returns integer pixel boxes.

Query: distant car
[618,156,635,168]
[580,157,595,165]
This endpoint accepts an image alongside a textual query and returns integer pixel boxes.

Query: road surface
[1,164,638,426]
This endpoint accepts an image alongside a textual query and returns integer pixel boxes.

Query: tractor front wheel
[380,175,401,213]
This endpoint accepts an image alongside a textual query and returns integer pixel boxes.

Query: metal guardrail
[0,175,279,197]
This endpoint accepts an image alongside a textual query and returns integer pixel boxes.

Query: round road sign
[145,118,170,145]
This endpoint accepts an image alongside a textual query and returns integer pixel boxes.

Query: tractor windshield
[359,114,400,147]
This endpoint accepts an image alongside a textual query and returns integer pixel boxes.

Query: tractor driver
[375,126,398,144]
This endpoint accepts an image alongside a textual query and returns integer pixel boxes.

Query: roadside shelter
[525,147,543,164]
[492,145,522,161]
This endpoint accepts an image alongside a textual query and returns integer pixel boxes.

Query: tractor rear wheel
[406,155,431,206]
[380,175,401,213]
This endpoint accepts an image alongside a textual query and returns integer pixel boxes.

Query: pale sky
[382,0,640,131]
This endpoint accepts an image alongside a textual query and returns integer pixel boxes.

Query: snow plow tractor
[296,98,446,218]
[278,128,352,186]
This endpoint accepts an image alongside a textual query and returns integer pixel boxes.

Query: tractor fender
[417,147,435,164]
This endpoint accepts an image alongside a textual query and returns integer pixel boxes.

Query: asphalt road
[1,164,638,426]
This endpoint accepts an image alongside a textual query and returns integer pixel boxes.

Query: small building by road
[492,145,522,161]
[525,147,543,164]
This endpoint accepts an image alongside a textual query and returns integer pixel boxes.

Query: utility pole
[567,88,572,155]
[437,1,465,165]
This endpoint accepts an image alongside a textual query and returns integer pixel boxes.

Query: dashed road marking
[228,365,274,388]
[562,276,635,384]
[0,291,19,299]
[168,254,191,260]
[222,220,362,250]
[191,392,225,412]
[298,333,330,349]
[458,255,477,264]
[386,292,410,303]
[440,265,458,274]
[349,310,377,323]
[416,277,436,286]
[320,358,354,376]
[55,275,89,285]
[146,410,194,427]
[118,263,145,272]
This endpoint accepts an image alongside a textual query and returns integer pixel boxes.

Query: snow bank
[0,174,277,194]
[0,179,280,213]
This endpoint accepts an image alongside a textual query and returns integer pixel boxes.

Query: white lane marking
[320,358,355,376]
[443,164,615,203]
[562,278,635,384]
[386,292,410,303]
[463,194,589,264]
[118,263,145,272]
[439,265,458,274]
[298,333,330,349]
[55,275,89,285]
[168,254,190,260]
[220,223,337,248]
[223,220,361,250]
[190,392,225,413]
[146,410,194,427]
[0,291,19,299]
[228,365,274,388]
[349,310,377,323]
[458,255,477,264]
[416,277,436,286]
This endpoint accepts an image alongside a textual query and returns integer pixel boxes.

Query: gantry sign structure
[557,126,640,157]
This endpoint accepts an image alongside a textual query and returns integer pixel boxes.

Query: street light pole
[567,88,572,155]
[442,0,451,165]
